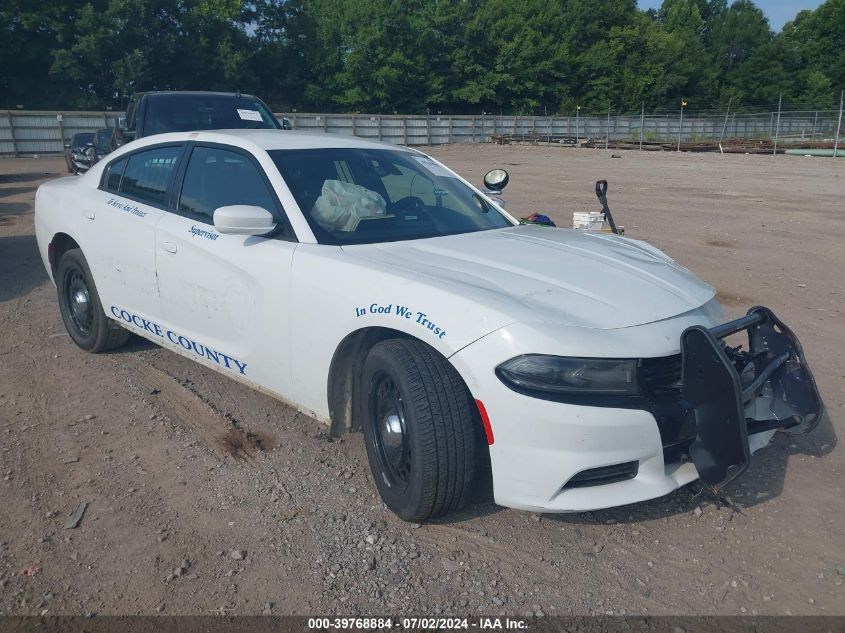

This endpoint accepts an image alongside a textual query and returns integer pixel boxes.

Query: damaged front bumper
[681,306,823,490]
[449,304,823,512]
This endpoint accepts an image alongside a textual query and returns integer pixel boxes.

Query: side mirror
[483,168,509,191]
[213,205,277,236]
[116,117,135,141]
[281,117,292,130]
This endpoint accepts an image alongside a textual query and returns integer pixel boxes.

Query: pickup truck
[119,91,289,140]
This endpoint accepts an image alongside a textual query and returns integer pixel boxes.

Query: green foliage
[781,0,845,108]
[0,0,842,112]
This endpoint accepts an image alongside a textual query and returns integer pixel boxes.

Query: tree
[557,0,638,111]
[250,0,345,110]
[0,0,96,108]
[49,0,255,108]
[3,0,842,113]
[780,0,844,108]
[655,0,718,108]
[606,12,693,110]
[328,0,433,112]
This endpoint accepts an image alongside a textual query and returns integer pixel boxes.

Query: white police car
[34,130,822,521]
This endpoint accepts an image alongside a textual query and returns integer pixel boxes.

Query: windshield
[143,94,281,134]
[269,148,513,245]
[72,133,94,148]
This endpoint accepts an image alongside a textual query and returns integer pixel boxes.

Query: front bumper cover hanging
[680,306,823,490]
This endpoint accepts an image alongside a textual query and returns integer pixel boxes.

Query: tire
[56,248,129,353]
[361,339,476,522]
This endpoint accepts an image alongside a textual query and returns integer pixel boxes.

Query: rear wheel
[56,248,129,353]
[361,339,476,522]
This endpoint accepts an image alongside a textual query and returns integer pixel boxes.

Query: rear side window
[119,146,182,206]
[104,156,128,191]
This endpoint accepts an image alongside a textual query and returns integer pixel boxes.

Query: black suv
[64,128,122,175]
[120,91,289,140]
[64,132,95,174]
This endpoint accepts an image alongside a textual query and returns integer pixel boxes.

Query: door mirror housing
[116,116,135,141]
[213,205,277,236]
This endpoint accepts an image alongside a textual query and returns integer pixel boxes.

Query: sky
[637,0,825,30]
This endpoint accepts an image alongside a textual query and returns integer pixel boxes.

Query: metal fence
[0,111,121,156]
[281,110,844,146]
[1,108,842,156]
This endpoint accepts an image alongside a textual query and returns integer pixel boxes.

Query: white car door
[154,143,297,396]
[90,144,184,322]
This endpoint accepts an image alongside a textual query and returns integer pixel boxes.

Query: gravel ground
[0,146,843,617]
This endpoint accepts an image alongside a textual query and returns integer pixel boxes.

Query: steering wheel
[392,196,425,212]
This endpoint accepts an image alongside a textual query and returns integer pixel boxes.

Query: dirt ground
[0,146,843,617]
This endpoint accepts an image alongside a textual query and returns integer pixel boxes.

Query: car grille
[639,354,683,393]
[639,355,696,463]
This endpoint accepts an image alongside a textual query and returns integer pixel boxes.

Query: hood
[342,225,715,329]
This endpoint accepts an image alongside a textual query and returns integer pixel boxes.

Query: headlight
[496,355,640,396]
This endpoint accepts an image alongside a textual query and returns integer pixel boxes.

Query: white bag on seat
[311,180,387,232]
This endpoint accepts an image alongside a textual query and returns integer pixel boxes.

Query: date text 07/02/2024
[306,617,528,630]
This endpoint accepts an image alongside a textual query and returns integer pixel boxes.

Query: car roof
[138,91,264,100]
[222,129,406,151]
[131,129,410,153]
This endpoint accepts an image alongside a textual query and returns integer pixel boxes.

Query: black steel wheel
[65,267,94,336]
[370,373,412,492]
[361,339,477,522]
[56,248,129,353]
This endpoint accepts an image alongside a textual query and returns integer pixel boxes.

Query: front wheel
[56,248,129,353]
[361,339,477,522]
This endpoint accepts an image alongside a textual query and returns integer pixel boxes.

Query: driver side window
[178,146,277,225]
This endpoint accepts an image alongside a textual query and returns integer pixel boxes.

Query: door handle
[160,241,177,254]
[83,209,95,220]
